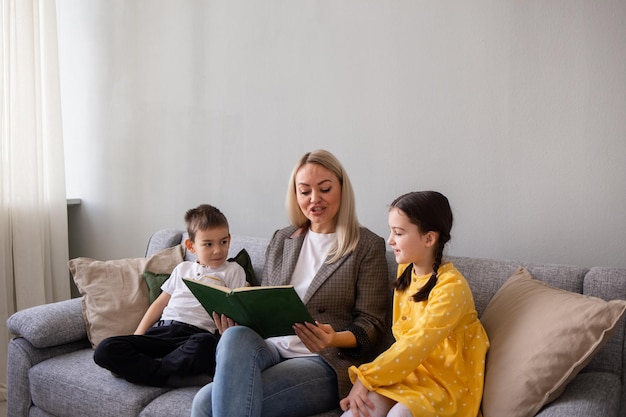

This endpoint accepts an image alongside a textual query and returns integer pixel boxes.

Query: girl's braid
[412,239,444,302]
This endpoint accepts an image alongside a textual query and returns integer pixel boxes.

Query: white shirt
[268,230,336,358]
[161,260,247,332]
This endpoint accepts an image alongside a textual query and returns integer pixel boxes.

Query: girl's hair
[184,204,229,241]
[391,191,453,302]
[286,149,360,263]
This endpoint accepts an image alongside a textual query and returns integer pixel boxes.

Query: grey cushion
[145,229,185,257]
[449,256,589,316]
[8,337,91,417]
[535,372,621,417]
[29,349,168,417]
[583,267,626,412]
[139,387,199,417]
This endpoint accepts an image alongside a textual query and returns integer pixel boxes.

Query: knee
[387,403,412,417]
[220,325,253,342]
[215,326,263,362]
[93,336,127,367]
[93,337,115,367]
[217,326,257,350]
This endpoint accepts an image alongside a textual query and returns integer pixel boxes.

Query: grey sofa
[7,228,626,417]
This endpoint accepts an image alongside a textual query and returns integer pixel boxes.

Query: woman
[191,149,390,417]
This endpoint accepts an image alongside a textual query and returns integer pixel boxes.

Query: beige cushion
[145,244,185,274]
[70,245,184,348]
[480,267,626,417]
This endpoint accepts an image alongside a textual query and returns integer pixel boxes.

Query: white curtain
[1,0,70,401]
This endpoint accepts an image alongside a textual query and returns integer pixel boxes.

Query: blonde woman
[192,149,389,417]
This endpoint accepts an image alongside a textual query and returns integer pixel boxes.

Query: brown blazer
[262,225,390,398]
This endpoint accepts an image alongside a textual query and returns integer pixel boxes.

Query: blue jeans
[191,326,339,417]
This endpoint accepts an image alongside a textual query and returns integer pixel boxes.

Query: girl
[340,191,489,417]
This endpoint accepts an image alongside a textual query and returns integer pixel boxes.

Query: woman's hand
[293,321,336,352]
[339,379,375,417]
[212,312,236,335]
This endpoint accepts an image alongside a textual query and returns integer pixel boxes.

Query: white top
[161,260,247,332]
[268,230,336,358]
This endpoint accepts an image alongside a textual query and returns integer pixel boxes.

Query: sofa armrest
[7,298,90,416]
[8,335,91,416]
[7,298,86,348]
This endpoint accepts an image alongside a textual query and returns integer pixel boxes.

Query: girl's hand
[293,321,336,352]
[212,312,236,335]
[339,379,375,417]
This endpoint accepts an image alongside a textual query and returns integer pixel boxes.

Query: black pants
[93,321,219,386]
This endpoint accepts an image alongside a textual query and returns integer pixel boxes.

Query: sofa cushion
[29,349,169,417]
[143,271,171,304]
[534,372,621,417]
[228,248,259,286]
[138,387,342,417]
[142,244,186,304]
[582,267,626,373]
[139,387,199,417]
[450,256,588,317]
[480,267,626,417]
[69,245,184,348]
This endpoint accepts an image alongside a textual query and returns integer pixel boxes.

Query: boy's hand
[212,312,236,334]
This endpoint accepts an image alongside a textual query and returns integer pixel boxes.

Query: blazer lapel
[280,226,348,304]
[303,254,346,304]
[279,232,304,286]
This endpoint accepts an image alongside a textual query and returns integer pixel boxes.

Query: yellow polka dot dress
[348,262,489,417]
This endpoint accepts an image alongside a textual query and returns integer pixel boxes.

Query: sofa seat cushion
[535,372,621,417]
[29,349,169,417]
[138,387,343,417]
[139,387,199,417]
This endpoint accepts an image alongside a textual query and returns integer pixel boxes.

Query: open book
[183,279,315,338]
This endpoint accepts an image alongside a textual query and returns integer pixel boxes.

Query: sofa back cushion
[583,267,626,374]
[450,255,588,316]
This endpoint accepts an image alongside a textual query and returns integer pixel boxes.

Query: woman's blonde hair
[286,149,360,263]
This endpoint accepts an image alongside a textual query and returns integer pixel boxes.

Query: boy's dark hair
[184,204,229,241]
[391,191,453,302]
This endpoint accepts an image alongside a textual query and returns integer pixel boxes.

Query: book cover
[183,279,315,338]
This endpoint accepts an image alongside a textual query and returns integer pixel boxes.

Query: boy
[94,204,247,387]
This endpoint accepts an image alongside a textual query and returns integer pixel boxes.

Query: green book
[183,279,315,339]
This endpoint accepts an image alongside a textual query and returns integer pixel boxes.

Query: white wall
[58,1,626,268]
